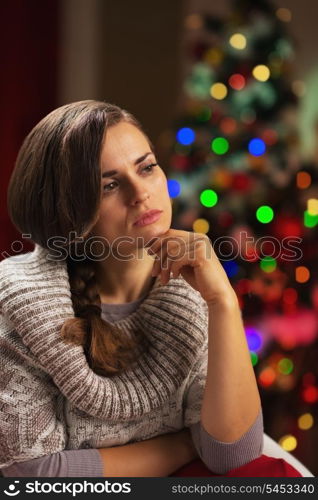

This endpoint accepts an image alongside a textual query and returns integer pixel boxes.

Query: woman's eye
[103,163,157,193]
[142,162,157,173]
[103,181,118,192]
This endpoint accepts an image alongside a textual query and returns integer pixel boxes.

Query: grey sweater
[0,245,263,476]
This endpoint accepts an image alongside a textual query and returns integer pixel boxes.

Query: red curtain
[0,0,59,260]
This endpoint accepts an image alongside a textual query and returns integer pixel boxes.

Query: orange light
[297,171,311,189]
[259,367,276,387]
[262,129,278,146]
[280,337,296,350]
[295,266,310,283]
[220,117,237,135]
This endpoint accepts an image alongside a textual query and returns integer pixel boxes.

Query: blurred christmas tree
[161,0,318,474]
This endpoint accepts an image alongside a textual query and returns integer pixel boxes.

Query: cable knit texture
[0,244,209,468]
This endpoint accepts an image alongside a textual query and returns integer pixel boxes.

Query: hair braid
[60,256,148,377]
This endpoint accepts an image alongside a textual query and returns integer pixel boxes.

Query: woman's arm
[183,331,263,474]
[1,449,102,477]
[2,429,197,477]
[148,229,261,444]
[98,428,197,477]
[201,296,261,442]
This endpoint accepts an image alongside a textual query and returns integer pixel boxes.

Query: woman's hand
[147,229,237,306]
[177,427,199,463]
[98,428,198,477]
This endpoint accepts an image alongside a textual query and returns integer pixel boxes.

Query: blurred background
[0,0,317,475]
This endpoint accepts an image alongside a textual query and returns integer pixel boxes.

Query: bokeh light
[222,260,239,278]
[295,266,310,283]
[220,117,237,135]
[260,256,277,273]
[176,127,195,145]
[302,386,318,404]
[193,218,209,234]
[278,358,294,375]
[304,210,318,228]
[256,205,274,223]
[210,82,228,100]
[167,179,181,198]
[245,327,263,351]
[259,367,276,387]
[211,137,229,155]
[298,413,314,430]
[261,129,278,146]
[296,171,311,189]
[200,189,218,207]
[276,7,292,23]
[248,138,266,156]
[229,33,247,50]
[253,64,271,82]
[250,351,259,366]
[279,435,297,451]
[228,73,245,90]
[307,199,318,216]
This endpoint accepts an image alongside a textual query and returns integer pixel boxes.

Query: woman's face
[90,121,172,254]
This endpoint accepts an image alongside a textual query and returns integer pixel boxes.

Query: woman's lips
[133,210,163,227]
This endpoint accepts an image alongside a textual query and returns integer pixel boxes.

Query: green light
[304,210,318,228]
[211,137,229,155]
[250,351,258,366]
[256,205,274,223]
[260,257,277,273]
[278,358,294,375]
[200,189,218,207]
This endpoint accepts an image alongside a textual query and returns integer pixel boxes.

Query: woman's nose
[128,181,150,205]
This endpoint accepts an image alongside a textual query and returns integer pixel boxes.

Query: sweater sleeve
[183,340,264,474]
[189,410,264,474]
[1,449,103,477]
[0,313,66,468]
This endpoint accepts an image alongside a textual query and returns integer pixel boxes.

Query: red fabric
[170,455,302,477]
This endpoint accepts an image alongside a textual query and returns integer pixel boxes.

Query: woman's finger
[156,239,202,284]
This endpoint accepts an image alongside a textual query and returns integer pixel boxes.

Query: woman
[0,100,266,477]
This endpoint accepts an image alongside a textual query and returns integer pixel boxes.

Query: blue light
[176,127,195,145]
[248,138,266,156]
[167,179,181,198]
[222,260,239,278]
[245,327,263,352]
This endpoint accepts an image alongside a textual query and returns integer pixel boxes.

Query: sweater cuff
[64,449,104,477]
[190,408,264,474]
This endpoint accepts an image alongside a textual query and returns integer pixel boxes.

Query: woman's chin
[133,222,170,247]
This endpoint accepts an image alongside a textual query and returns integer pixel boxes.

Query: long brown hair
[7,100,154,376]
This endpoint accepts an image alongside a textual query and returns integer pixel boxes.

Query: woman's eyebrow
[102,152,153,178]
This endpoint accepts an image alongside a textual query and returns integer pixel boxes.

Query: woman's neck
[94,251,155,304]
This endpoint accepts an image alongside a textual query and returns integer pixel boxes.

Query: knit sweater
[0,244,263,476]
